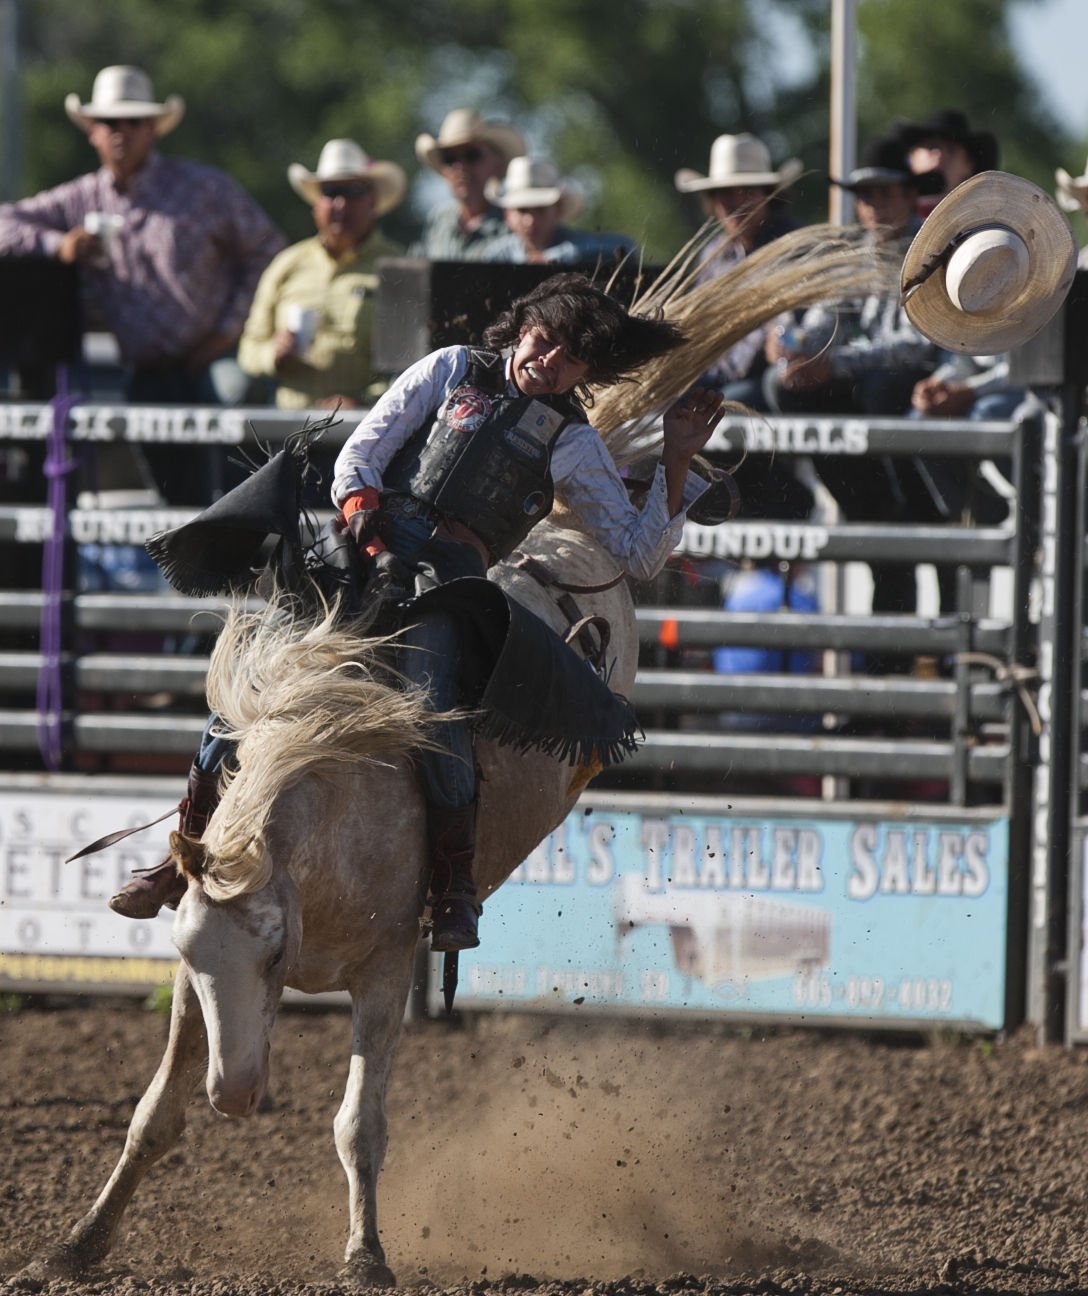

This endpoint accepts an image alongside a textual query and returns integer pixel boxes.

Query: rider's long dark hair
[483,272,686,398]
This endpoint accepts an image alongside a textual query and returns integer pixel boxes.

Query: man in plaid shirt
[0,67,284,416]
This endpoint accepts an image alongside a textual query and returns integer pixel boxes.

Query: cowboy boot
[108,763,221,919]
[427,801,482,952]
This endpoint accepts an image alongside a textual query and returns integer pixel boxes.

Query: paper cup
[284,304,320,351]
[84,211,123,258]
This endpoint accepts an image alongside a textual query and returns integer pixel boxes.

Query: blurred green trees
[4,0,1079,260]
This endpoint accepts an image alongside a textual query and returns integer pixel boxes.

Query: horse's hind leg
[335,945,415,1288]
[22,964,209,1281]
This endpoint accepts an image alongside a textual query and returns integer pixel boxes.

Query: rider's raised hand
[660,387,725,517]
[662,387,725,465]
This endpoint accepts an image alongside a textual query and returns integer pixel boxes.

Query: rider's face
[511,325,590,397]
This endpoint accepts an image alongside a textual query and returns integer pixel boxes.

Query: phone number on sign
[793,972,953,1013]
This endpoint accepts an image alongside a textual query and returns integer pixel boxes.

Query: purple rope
[36,369,80,771]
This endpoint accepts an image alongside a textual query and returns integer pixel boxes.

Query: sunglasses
[439,146,484,167]
[94,117,153,130]
[318,181,373,200]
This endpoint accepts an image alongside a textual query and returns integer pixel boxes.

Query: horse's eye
[267,948,284,974]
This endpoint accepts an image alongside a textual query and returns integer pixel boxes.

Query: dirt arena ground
[3,998,1088,1296]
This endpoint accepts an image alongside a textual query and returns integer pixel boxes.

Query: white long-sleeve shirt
[332,346,704,582]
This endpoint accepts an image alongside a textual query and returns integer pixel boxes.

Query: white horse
[25,511,637,1288]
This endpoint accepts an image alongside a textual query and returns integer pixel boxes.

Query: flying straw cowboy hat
[287,139,406,216]
[65,65,185,137]
[900,171,1077,355]
[414,108,526,173]
[674,133,803,194]
[485,156,585,221]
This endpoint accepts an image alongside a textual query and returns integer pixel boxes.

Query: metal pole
[0,0,20,201]
[829,0,857,226]
[823,0,858,797]
[1028,395,1078,1041]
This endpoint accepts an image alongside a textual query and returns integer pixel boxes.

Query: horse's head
[170,831,302,1117]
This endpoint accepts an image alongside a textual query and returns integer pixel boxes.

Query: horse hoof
[16,1246,84,1285]
[339,1256,397,1288]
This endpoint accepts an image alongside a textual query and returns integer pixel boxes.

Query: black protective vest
[383,349,582,561]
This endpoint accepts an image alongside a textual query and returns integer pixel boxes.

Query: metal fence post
[1027,396,1078,1040]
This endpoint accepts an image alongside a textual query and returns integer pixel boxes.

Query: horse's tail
[199,592,434,900]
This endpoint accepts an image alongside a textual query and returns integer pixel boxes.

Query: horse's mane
[197,592,436,901]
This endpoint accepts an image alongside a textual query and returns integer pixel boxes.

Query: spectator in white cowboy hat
[486,155,635,266]
[1055,155,1088,267]
[238,139,406,410]
[0,64,285,502]
[675,132,811,519]
[675,134,804,409]
[409,107,525,261]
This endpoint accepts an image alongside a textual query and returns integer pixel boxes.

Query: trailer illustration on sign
[613,873,831,990]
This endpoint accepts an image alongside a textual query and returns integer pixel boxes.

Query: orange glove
[341,488,387,555]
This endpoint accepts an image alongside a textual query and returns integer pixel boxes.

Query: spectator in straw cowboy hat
[238,140,406,410]
[1055,154,1088,266]
[675,132,812,519]
[409,108,525,261]
[486,155,635,266]
[675,133,803,412]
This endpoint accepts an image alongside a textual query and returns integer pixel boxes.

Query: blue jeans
[397,609,477,809]
[384,507,481,809]
[196,714,235,775]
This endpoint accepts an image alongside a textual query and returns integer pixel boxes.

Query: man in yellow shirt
[238,139,405,409]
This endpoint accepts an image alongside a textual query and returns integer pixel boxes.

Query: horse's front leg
[21,963,209,1281]
[335,942,416,1289]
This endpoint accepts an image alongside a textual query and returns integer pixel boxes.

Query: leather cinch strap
[508,551,623,670]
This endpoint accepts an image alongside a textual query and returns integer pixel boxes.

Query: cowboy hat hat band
[65,67,185,137]
[485,156,584,220]
[487,183,583,222]
[65,92,185,137]
[675,157,803,193]
[830,165,913,189]
[415,110,526,172]
[288,163,406,215]
[494,185,562,208]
